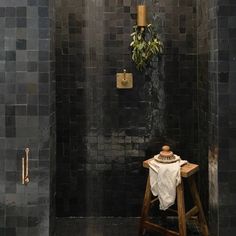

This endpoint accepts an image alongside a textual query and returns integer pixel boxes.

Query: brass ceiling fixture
[137,4,147,27]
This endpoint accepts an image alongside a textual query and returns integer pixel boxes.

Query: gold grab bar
[21,148,30,185]
[25,148,30,184]
[22,157,25,185]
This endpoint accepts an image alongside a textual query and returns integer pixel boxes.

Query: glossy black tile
[16,7,27,17]
[5,8,16,17]
[55,217,200,236]
[16,39,26,50]
[16,18,27,28]
[0,8,5,17]
[0,0,56,235]
[5,18,16,28]
[55,0,199,217]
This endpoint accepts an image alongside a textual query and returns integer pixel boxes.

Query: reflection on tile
[55,0,201,218]
[55,217,200,236]
[0,0,56,235]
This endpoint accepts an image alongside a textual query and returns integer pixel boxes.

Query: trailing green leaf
[130,24,163,71]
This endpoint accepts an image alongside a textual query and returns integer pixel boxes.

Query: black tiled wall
[208,1,219,235]
[196,0,209,216]
[0,0,55,235]
[55,0,199,217]
[2,0,236,234]
[207,0,236,235]
[1,0,235,234]
[215,1,236,235]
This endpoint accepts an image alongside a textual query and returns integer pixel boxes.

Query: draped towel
[148,157,188,210]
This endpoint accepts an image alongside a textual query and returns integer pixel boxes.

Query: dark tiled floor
[56,217,200,236]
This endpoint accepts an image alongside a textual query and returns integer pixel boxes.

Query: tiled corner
[0,0,55,235]
[55,0,198,217]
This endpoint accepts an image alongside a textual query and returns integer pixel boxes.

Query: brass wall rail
[21,148,30,185]
[22,157,25,185]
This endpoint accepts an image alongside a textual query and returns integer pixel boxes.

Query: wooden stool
[139,159,209,236]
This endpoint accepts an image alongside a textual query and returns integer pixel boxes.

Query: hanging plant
[130,24,163,71]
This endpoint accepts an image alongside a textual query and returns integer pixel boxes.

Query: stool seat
[139,159,209,236]
[143,159,199,178]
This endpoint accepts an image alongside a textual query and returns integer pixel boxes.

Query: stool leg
[177,180,187,236]
[139,175,152,236]
[188,176,209,236]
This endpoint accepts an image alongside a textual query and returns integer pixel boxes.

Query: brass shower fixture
[137,4,147,27]
[116,69,133,89]
[22,148,30,185]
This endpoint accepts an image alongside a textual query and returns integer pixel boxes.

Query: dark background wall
[196,0,209,215]
[0,0,55,235]
[207,0,219,235]
[213,1,236,235]
[0,0,235,234]
[55,0,199,217]
[207,0,236,235]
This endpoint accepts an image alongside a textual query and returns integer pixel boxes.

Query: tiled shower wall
[0,0,235,234]
[0,0,55,235]
[207,0,219,235]
[55,0,198,217]
[207,0,236,235]
[196,0,209,214]
[213,1,236,235]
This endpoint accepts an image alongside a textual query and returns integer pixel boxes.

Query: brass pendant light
[137,4,147,27]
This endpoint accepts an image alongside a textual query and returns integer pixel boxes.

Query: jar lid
[154,145,180,163]
[159,145,174,159]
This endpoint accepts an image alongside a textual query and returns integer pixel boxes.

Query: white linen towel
[148,157,188,211]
